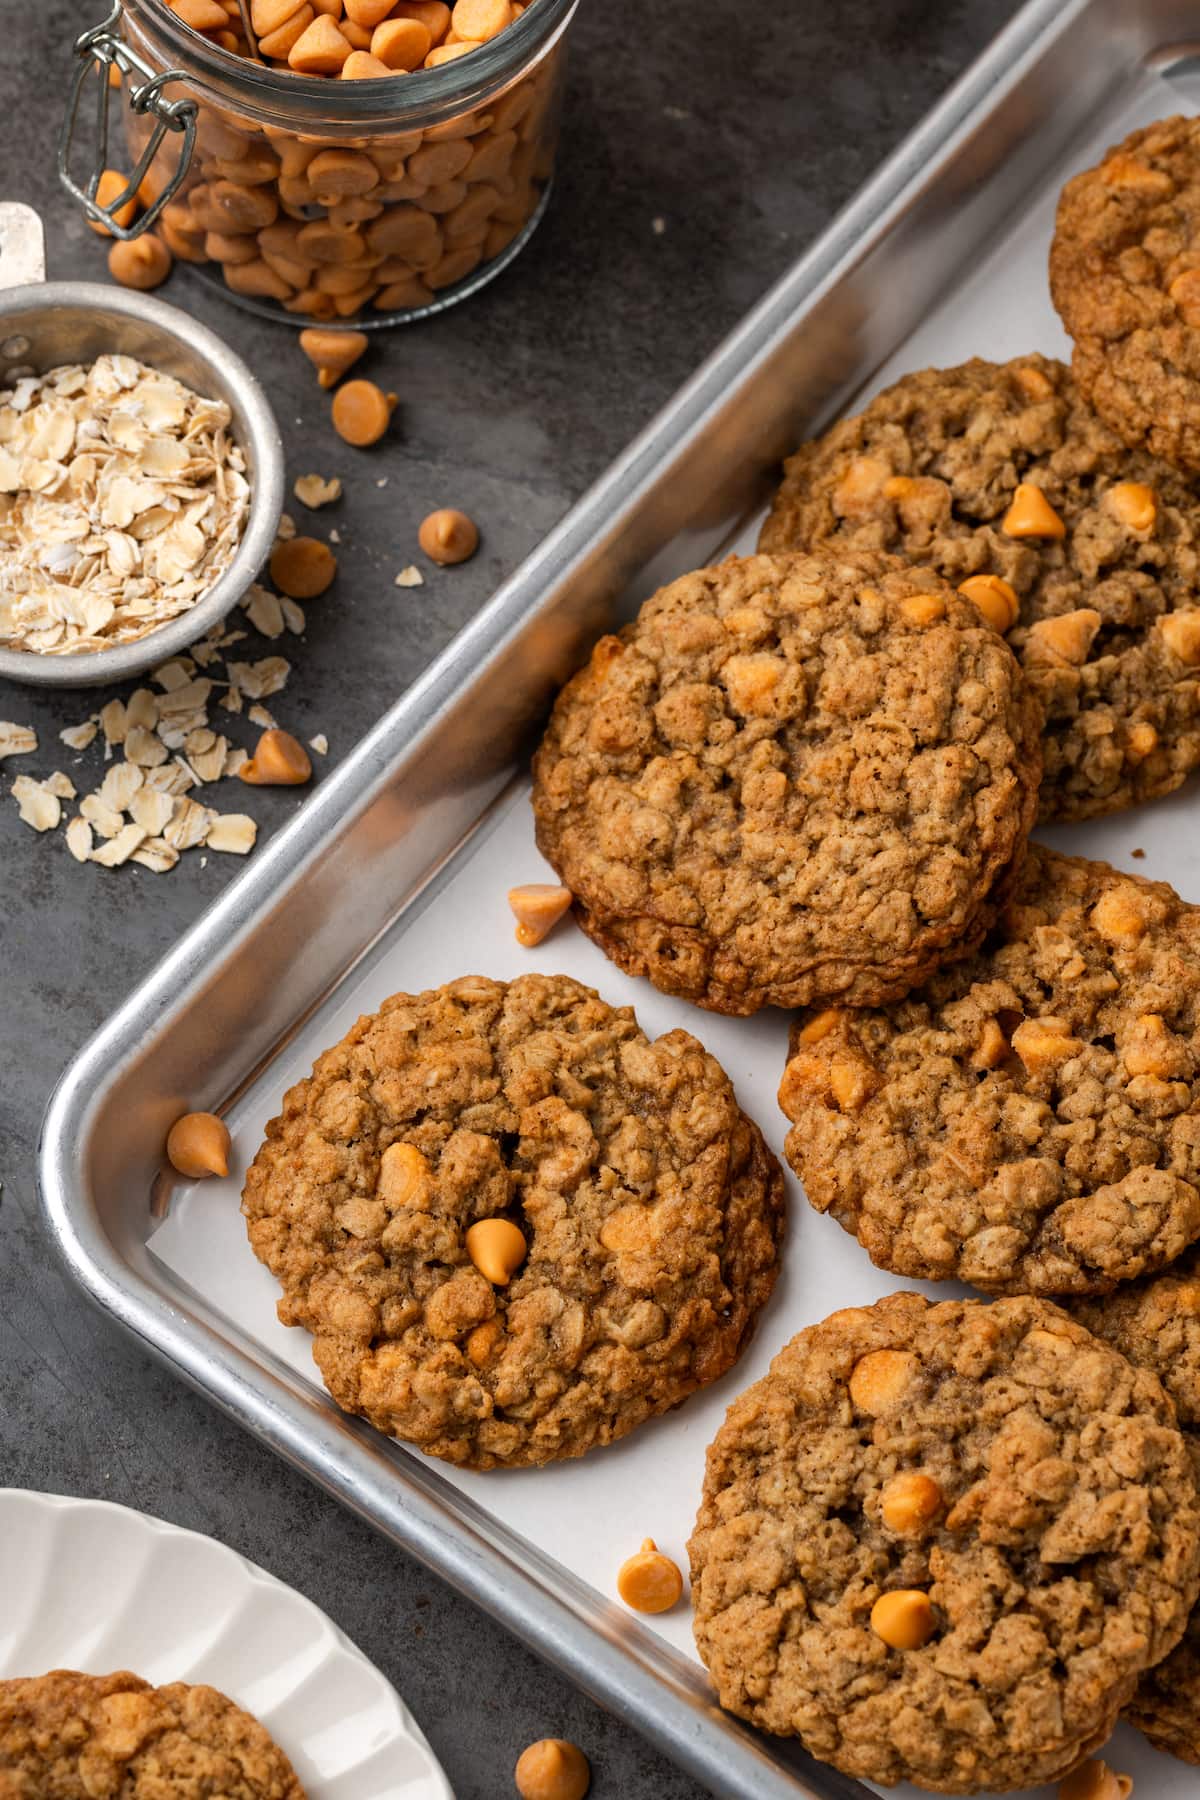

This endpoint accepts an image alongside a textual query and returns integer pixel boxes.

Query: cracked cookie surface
[1066,1247,1200,1764]
[1050,114,1200,473]
[0,1671,304,1800]
[531,551,1041,1015]
[778,846,1200,1295]
[242,973,784,1470]
[758,355,1200,820]
[688,1292,1200,1793]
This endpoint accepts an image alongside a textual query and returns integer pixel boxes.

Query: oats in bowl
[0,353,250,656]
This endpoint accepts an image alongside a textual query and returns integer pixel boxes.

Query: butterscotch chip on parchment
[688,1292,1200,1793]
[242,973,784,1470]
[532,550,1041,1014]
[0,1670,304,1798]
[778,846,1200,1295]
[1051,115,1200,473]
[759,354,1200,820]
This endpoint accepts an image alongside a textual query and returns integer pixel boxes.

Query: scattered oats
[248,703,277,729]
[206,812,257,855]
[220,683,244,714]
[0,722,37,759]
[309,733,328,755]
[224,745,248,777]
[90,821,148,866]
[145,759,195,797]
[132,835,179,873]
[280,597,305,634]
[164,796,212,850]
[275,511,297,540]
[244,584,285,638]
[12,775,60,831]
[98,761,144,811]
[328,527,340,544]
[186,729,229,783]
[376,477,387,487]
[227,656,289,699]
[59,718,98,750]
[651,216,666,235]
[394,565,423,588]
[129,786,175,835]
[0,354,249,658]
[43,770,76,801]
[293,473,341,509]
[124,724,169,768]
[99,698,128,746]
[126,686,159,730]
[80,793,125,838]
[66,817,93,862]
[152,657,195,691]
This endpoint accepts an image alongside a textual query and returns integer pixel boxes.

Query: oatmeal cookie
[778,846,1200,1295]
[531,551,1041,1015]
[242,972,784,1470]
[1065,1248,1200,1764]
[688,1291,1200,1793]
[758,355,1200,820]
[0,1671,304,1799]
[1050,115,1200,472]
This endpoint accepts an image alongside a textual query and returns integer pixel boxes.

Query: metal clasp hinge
[58,3,198,239]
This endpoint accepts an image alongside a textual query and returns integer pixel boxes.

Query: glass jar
[63,0,577,326]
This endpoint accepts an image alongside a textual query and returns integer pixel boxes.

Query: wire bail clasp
[58,3,198,239]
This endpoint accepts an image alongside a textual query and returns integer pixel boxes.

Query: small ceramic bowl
[0,203,284,689]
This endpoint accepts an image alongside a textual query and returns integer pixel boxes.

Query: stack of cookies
[231,113,1200,1799]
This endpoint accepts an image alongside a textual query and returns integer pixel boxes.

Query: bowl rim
[0,281,284,690]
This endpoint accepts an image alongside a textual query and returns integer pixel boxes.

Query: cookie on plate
[1051,115,1200,472]
[0,1670,304,1799]
[778,845,1200,1295]
[532,550,1041,1014]
[758,354,1200,820]
[1065,1247,1200,1765]
[242,972,784,1470]
[688,1291,1200,1793]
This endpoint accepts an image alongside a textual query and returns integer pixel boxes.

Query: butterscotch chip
[242,973,784,1469]
[532,550,1041,1015]
[759,354,1200,821]
[0,1670,304,1797]
[778,846,1200,1296]
[1064,1246,1200,1764]
[688,1292,1200,1791]
[1051,114,1200,471]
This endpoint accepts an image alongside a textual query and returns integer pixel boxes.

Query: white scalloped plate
[0,1490,454,1800]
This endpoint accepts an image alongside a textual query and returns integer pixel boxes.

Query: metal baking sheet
[40,3,1200,1795]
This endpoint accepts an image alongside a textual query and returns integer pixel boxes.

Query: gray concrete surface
[1,2,1021,1793]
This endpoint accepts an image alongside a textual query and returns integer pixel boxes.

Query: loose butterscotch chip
[508,882,572,947]
[689,1292,1200,1791]
[269,536,337,599]
[1059,1760,1133,1800]
[166,1111,231,1178]
[241,973,784,1469]
[514,1739,591,1800]
[616,1538,684,1613]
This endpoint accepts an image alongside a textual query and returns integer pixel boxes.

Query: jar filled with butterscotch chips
[61,0,576,324]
